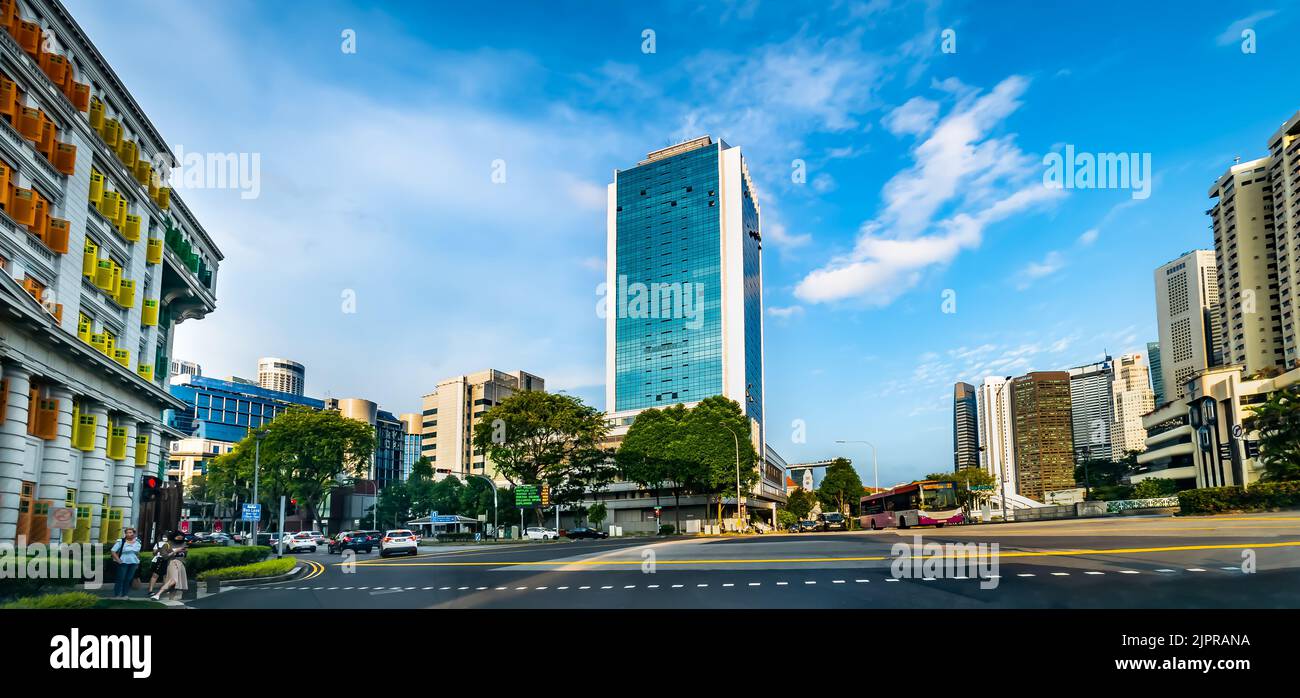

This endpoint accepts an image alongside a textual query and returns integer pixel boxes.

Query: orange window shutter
[10,188,35,226]
[16,21,38,56]
[53,142,76,175]
[29,193,47,237]
[0,0,15,33]
[39,116,56,158]
[71,83,89,112]
[17,107,41,141]
[47,218,70,254]
[25,387,38,435]
[0,77,15,119]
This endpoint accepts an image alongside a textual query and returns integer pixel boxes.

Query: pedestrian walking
[146,535,173,595]
[151,533,189,601]
[110,527,142,599]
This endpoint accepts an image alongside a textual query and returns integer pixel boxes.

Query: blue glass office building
[606,137,765,432]
[167,375,325,443]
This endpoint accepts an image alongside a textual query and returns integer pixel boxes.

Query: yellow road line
[300,560,325,580]
[332,540,1300,567]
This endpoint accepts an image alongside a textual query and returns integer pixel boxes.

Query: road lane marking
[558,586,569,590]
[1186,568,1206,572]
[1017,573,1035,577]
[750,582,762,586]
[672,584,683,588]
[1119,570,1140,574]
[579,586,591,590]
[885,578,899,582]
[1084,571,1104,575]
[1156,569,1175,573]
[601,585,613,590]
[832,580,845,584]
[648,585,659,588]
[1050,572,1069,576]
[855,579,869,583]
[776,582,788,586]
[723,583,734,587]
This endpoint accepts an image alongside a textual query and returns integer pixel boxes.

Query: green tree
[618,404,694,533]
[1131,477,1177,498]
[679,396,759,527]
[587,502,608,528]
[777,509,798,528]
[207,407,376,530]
[470,392,611,526]
[819,458,864,519]
[785,487,817,519]
[361,481,412,530]
[1248,384,1300,482]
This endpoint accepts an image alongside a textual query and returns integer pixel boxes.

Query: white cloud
[1077,228,1099,246]
[795,76,1063,305]
[767,305,805,319]
[1015,251,1065,290]
[1216,10,1277,45]
[882,96,940,136]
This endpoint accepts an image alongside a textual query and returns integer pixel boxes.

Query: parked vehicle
[817,512,848,532]
[283,531,318,553]
[379,529,419,557]
[255,532,273,547]
[206,532,235,546]
[565,527,608,540]
[796,520,820,533]
[328,531,374,554]
[308,530,329,545]
[525,527,558,540]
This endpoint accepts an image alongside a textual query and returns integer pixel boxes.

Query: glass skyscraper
[605,136,765,434]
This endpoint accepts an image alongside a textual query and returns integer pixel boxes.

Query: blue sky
[66,0,1298,487]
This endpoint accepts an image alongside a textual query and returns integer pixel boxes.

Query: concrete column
[37,385,74,510]
[78,403,110,542]
[0,364,33,544]
[111,421,136,524]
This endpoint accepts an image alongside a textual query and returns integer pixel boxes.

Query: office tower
[420,369,544,482]
[327,398,404,488]
[976,376,1017,494]
[605,136,765,436]
[1110,352,1155,458]
[167,375,324,443]
[1146,341,1165,405]
[170,359,202,379]
[1209,158,1284,374]
[1067,358,1114,462]
[953,382,980,471]
[1267,112,1300,370]
[399,413,422,480]
[1011,372,1075,502]
[1154,250,1221,400]
[257,357,305,396]
[0,0,220,546]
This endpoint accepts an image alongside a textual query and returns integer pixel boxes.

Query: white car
[283,531,317,553]
[525,527,558,540]
[380,529,419,557]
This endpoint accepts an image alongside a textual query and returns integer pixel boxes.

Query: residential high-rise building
[976,376,1016,494]
[1209,158,1284,375]
[1011,372,1074,502]
[1146,341,1165,405]
[605,135,765,435]
[1110,352,1155,458]
[1154,250,1221,400]
[257,357,305,396]
[420,369,544,483]
[953,382,980,471]
[1267,112,1300,370]
[0,0,220,547]
[1067,358,1114,463]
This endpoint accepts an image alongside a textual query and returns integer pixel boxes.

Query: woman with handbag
[151,533,189,601]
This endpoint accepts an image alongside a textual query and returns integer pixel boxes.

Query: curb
[210,564,308,589]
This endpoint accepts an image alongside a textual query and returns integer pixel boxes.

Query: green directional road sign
[514,485,540,507]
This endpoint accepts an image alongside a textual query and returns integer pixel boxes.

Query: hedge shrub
[1177,480,1300,514]
[137,545,272,577]
[197,556,296,581]
[2,591,99,609]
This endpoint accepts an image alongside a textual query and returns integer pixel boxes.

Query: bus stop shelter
[406,514,480,537]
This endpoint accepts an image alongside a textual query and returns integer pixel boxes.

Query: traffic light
[654,506,662,519]
[141,475,160,502]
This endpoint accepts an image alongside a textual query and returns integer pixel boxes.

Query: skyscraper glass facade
[613,143,724,411]
[167,375,325,443]
[741,173,763,424]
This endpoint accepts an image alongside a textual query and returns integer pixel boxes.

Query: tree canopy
[819,458,864,516]
[1248,384,1300,482]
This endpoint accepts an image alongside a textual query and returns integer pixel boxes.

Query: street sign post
[241,504,262,521]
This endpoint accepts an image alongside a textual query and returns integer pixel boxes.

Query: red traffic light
[142,476,160,501]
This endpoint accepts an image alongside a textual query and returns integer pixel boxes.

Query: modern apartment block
[1110,352,1154,457]
[952,381,979,471]
[1011,371,1075,502]
[1209,158,1284,375]
[601,136,787,524]
[169,358,200,380]
[419,369,544,483]
[1154,250,1221,401]
[1067,358,1115,462]
[256,356,305,396]
[0,0,220,546]
[975,376,1016,494]
[1267,112,1300,370]
[1146,341,1165,405]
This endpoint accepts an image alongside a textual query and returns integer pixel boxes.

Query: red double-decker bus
[859,480,963,530]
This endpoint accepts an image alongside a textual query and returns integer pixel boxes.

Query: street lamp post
[724,425,741,532]
[249,429,267,546]
[835,440,878,492]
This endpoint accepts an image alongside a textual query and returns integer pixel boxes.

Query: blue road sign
[432,515,459,523]
[241,504,262,521]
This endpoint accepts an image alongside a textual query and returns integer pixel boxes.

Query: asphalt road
[191,512,1300,609]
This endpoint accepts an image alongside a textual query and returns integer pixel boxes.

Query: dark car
[818,512,847,532]
[565,527,608,540]
[255,532,272,547]
[796,520,820,533]
[328,531,374,554]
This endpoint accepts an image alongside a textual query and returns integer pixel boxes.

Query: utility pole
[469,474,497,539]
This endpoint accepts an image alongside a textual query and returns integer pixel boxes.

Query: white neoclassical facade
[1,0,220,546]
